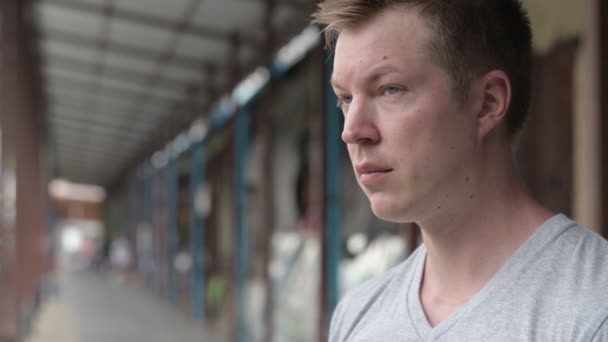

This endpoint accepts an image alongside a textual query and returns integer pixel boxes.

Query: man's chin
[369,197,411,223]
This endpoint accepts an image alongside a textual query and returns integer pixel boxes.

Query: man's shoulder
[560,219,608,291]
[330,246,424,341]
[551,216,608,270]
[525,216,608,332]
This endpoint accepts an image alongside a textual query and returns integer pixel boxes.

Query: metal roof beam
[41,28,212,71]
[46,72,181,103]
[46,84,172,112]
[57,152,117,166]
[52,123,149,144]
[56,147,128,164]
[45,54,189,90]
[50,101,161,127]
[50,114,153,138]
[55,138,138,157]
[45,0,261,48]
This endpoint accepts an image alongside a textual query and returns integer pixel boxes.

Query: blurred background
[0,0,606,341]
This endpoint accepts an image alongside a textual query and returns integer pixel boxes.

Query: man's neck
[416,154,553,326]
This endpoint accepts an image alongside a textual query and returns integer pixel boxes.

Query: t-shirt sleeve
[591,316,608,342]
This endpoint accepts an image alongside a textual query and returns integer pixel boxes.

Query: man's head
[312,0,533,138]
[312,1,534,223]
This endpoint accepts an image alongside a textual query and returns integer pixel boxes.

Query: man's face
[332,7,481,223]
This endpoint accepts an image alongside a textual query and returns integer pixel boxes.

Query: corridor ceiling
[34,0,316,187]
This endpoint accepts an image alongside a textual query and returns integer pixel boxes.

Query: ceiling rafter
[57,155,130,173]
[53,123,149,144]
[78,0,130,166]
[40,28,216,71]
[56,145,125,162]
[46,72,182,103]
[50,113,153,138]
[49,100,162,125]
[46,85,170,116]
[55,136,139,156]
[45,53,189,91]
[45,0,262,49]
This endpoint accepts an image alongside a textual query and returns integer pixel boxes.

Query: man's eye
[336,96,352,108]
[383,86,402,95]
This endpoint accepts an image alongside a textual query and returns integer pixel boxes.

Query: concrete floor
[26,272,227,342]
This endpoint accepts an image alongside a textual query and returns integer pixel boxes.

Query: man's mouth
[356,163,393,185]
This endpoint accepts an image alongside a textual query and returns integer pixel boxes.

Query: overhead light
[209,95,236,128]
[151,150,168,169]
[170,133,190,156]
[188,118,207,143]
[273,25,320,75]
[231,66,271,106]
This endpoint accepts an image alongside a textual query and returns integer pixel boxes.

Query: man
[312,1,608,341]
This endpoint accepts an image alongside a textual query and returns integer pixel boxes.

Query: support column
[320,47,342,342]
[190,142,206,321]
[0,0,46,340]
[260,102,276,342]
[143,164,155,289]
[165,156,179,303]
[0,2,19,340]
[234,109,251,342]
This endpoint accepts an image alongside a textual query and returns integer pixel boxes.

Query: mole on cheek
[383,55,388,60]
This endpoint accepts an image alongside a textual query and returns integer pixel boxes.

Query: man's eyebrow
[366,65,400,82]
[330,64,401,90]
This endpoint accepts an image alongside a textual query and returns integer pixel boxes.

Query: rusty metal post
[0,0,47,340]
[0,2,20,340]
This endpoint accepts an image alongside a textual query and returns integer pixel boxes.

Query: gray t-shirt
[330,214,608,341]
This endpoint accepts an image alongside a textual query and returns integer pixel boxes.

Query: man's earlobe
[477,70,511,139]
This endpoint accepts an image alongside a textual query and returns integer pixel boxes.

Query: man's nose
[341,99,380,144]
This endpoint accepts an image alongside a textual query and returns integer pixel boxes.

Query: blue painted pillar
[190,142,206,321]
[324,51,342,320]
[143,164,155,289]
[165,156,179,303]
[234,109,251,342]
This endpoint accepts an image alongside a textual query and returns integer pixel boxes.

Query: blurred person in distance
[109,233,132,284]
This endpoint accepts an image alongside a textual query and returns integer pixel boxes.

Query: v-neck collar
[406,214,574,341]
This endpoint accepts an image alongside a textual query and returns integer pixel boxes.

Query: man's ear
[477,70,511,139]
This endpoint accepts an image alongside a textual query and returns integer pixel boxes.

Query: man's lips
[355,163,393,185]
